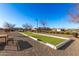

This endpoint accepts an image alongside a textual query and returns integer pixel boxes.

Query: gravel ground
[0,31,79,56]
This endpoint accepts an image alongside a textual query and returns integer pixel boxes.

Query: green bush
[64,31,70,35]
[33,29,74,35]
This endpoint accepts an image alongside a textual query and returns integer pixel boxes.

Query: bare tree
[22,23,33,31]
[69,4,79,37]
[3,22,15,29]
[69,4,79,23]
[40,20,47,28]
[3,22,15,33]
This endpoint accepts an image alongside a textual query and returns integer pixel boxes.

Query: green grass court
[23,32,65,45]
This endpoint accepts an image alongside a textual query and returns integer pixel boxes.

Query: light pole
[36,18,38,32]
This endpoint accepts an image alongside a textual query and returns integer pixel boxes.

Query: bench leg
[16,41,20,51]
[5,37,8,44]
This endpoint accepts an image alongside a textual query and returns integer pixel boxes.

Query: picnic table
[0,34,8,43]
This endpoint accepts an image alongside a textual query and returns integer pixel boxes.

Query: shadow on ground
[13,35,27,38]
[9,34,26,37]
[0,42,6,51]
[17,40,33,51]
[58,40,74,50]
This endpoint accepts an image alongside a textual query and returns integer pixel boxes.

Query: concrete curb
[20,32,37,41]
[19,32,71,50]
[56,39,71,49]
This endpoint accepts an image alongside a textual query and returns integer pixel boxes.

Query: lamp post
[36,18,38,32]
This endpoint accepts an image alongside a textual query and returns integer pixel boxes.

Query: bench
[0,34,8,44]
[0,34,19,51]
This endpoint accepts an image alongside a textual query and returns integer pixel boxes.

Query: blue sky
[0,3,79,29]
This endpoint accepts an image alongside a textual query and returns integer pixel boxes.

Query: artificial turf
[23,32,65,45]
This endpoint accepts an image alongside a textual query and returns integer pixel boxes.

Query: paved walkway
[33,33,77,40]
[0,32,79,56]
[33,33,70,39]
[41,32,73,38]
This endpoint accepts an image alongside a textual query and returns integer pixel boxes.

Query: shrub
[37,39,42,41]
[73,33,78,37]
[64,31,70,35]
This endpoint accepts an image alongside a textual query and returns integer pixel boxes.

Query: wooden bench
[0,34,19,50]
[0,34,8,44]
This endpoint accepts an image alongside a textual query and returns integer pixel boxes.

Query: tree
[69,4,79,37]
[38,20,48,32]
[3,22,15,29]
[69,4,79,23]
[3,22,15,32]
[22,23,33,31]
[40,20,47,28]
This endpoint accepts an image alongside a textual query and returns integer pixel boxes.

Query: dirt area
[0,31,79,56]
